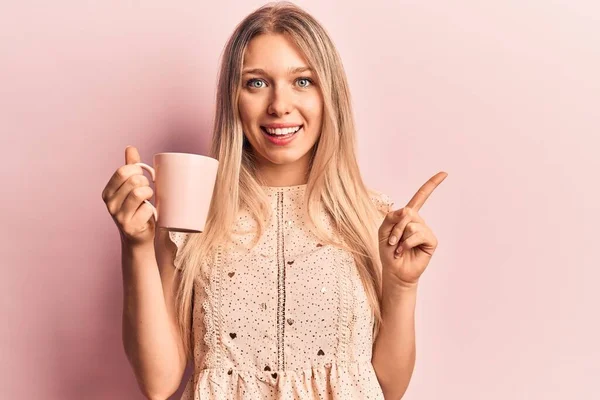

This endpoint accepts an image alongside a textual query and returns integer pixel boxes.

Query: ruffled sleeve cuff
[168,231,191,270]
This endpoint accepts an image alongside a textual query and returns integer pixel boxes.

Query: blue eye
[245,77,313,89]
[297,78,313,88]
[246,78,265,89]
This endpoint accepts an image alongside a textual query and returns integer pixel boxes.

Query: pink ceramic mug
[134,152,219,233]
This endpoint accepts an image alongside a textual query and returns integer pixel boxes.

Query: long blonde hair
[174,1,385,360]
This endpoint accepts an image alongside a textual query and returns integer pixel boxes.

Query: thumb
[378,209,401,241]
[125,145,141,165]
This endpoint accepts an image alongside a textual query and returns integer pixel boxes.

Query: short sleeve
[368,189,395,222]
[168,231,191,270]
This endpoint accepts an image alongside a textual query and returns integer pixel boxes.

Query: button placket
[275,191,287,371]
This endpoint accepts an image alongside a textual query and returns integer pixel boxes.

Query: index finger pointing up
[405,171,448,211]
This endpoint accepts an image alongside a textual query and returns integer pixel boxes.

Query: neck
[256,152,311,187]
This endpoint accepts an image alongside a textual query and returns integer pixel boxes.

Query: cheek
[301,95,323,122]
[238,95,261,126]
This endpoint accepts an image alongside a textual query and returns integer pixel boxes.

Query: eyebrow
[242,66,313,75]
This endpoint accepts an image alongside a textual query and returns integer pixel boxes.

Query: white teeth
[264,126,301,135]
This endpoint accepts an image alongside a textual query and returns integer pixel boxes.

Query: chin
[265,153,303,165]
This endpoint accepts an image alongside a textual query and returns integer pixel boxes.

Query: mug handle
[133,162,158,222]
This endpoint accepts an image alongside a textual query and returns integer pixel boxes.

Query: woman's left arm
[372,279,418,399]
[371,171,448,399]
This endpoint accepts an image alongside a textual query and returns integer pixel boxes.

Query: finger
[396,231,427,255]
[379,210,404,243]
[397,230,437,256]
[129,197,154,232]
[102,163,146,204]
[395,225,422,252]
[129,200,156,232]
[125,145,141,165]
[379,206,423,241]
[106,173,150,216]
[406,171,448,212]
[387,209,424,245]
[119,185,154,225]
[101,145,142,202]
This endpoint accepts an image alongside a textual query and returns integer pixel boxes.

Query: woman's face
[239,33,323,176]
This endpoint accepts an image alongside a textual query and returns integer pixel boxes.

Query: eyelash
[245,77,314,89]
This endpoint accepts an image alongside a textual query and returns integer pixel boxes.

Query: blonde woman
[102,2,447,399]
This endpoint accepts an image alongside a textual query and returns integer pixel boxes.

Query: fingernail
[389,236,397,245]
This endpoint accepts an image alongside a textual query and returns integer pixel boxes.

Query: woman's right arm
[121,231,188,400]
[102,146,187,400]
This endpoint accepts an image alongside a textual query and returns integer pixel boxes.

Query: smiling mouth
[260,125,303,137]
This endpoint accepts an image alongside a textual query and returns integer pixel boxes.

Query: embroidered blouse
[168,184,394,399]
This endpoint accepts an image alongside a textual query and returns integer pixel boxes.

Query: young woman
[102,2,447,399]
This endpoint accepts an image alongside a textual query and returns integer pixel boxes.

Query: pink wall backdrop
[1,0,598,399]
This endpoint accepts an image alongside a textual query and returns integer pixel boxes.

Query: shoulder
[366,187,395,216]
[167,231,192,270]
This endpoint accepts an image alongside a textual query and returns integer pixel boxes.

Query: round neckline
[260,183,307,193]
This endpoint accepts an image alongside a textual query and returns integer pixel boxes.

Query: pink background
[1,1,598,399]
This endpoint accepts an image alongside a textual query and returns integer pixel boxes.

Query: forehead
[243,33,309,71]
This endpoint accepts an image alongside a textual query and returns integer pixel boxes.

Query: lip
[261,123,303,129]
[260,125,302,146]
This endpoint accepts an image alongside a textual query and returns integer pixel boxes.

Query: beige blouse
[168,184,394,400]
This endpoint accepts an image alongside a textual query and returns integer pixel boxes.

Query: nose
[267,86,293,117]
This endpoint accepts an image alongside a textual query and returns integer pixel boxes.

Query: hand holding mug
[101,146,156,247]
[102,146,219,246]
